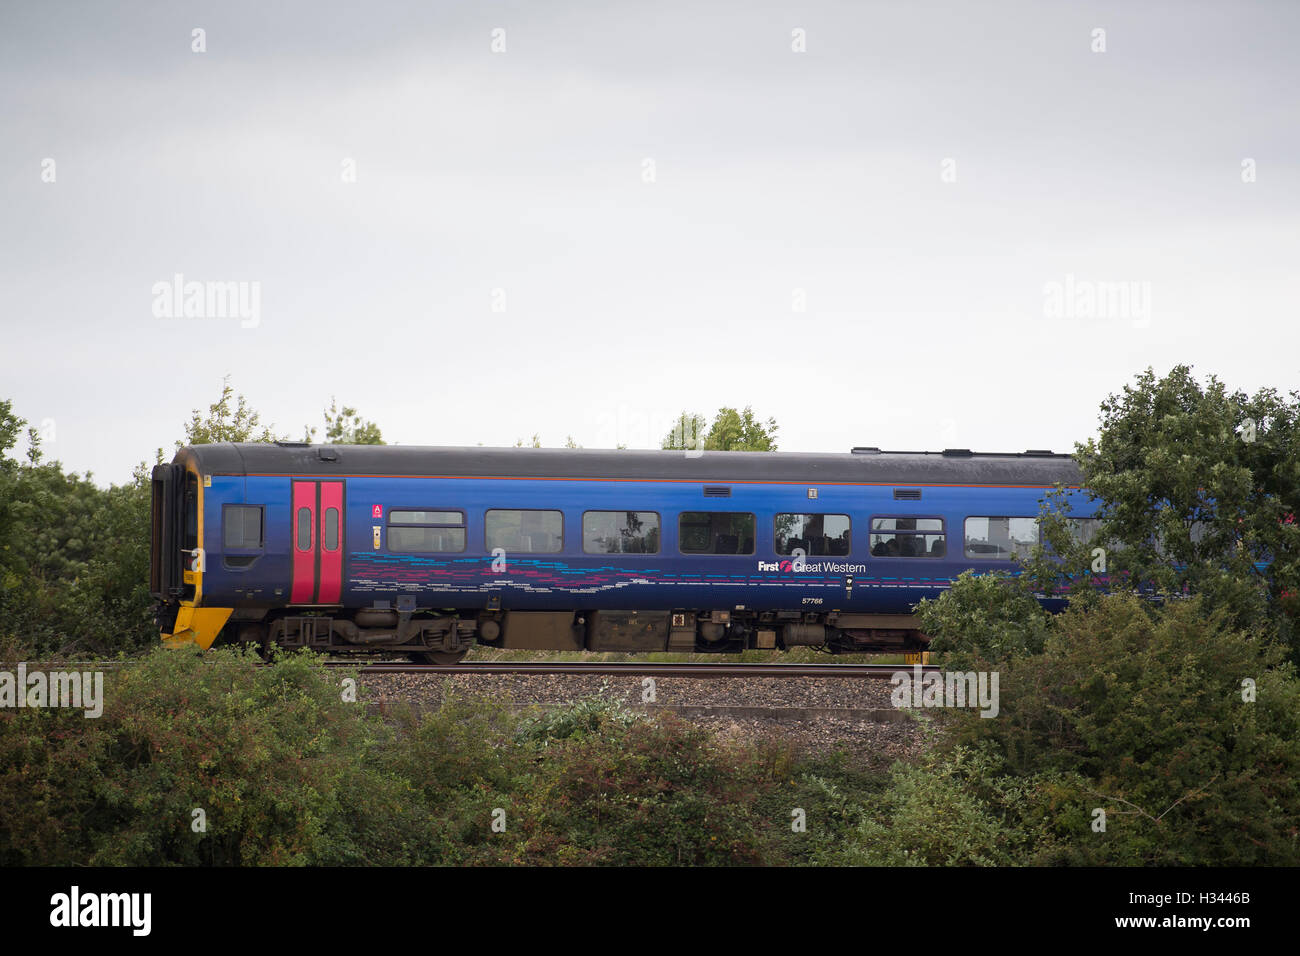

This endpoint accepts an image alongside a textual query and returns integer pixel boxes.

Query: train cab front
[149,454,231,649]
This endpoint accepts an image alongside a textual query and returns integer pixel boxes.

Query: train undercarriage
[219,607,930,662]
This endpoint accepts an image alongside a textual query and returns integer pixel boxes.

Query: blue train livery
[149,443,1090,660]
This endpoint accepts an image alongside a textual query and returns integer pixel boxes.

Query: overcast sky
[2,1,1297,484]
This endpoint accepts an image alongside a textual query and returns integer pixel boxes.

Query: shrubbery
[0,648,895,866]
[4,585,1298,867]
[0,647,402,864]
[916,570,1051,668]
[913,581,1300,865]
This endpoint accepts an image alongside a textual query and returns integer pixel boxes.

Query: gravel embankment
[360,673,931,766]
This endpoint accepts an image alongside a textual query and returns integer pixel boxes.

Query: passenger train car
[149,443,1090,660]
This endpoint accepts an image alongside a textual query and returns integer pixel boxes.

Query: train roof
[181,443,1083,487]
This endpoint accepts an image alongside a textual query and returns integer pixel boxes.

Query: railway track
[324,661,938,678]
[3,659,936,679]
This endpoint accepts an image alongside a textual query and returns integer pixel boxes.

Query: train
[149,442,1093,660]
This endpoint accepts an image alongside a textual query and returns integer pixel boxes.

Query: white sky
[2,1,1297,485]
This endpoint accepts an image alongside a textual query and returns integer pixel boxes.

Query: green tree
[304,397,385,445]
[1024,365,1300,651]
[706,406,779,451]
[0,400,22,464]
[662,412,708,451]
[0,399,157,655]
[180,376,283,447]
[661,407,779,452]
[0,400,27,593]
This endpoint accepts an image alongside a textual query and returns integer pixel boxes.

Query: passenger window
[964,517,1038,560]
[485,510,563,553]
[223,505,264,551]
[583,511,661,554]
[1067,517,1112,546]
[775,513,850,556]
[1041,517,1121,554]
[387,509,466,553]
[296,507,311,551]
[870,516,945,558]
[679,512,756,554]
[390,511,460,525]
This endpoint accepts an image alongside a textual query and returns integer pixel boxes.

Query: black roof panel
[182,443,1082,486]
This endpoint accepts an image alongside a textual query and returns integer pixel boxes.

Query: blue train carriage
[148,443,1090,661]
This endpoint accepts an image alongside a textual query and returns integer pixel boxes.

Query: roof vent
[703,485,731,498]
[318,447,339,461]
[851,446,881,454]
[942,448,973,457]
[1023,449,1055,456]
[275,440,310,448]
[893,488,922,500]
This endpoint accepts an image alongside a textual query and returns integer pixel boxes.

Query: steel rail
[325,661,938,678]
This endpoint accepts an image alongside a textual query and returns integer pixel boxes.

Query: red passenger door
[290,480,345,605]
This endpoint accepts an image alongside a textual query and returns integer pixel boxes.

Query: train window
[869,516,945,558]
[486,509,563,553]
[223,505,264,551]
[775,513,851,556]
[388,509,466,553]
[964,517,1038,560]
[389,527,466,552]
[1043,517,1117,550]
[323,508,339,551]
[296,508,312,551]
[583,511,661,554]
[390,510,461,525]
[1066,518,1105,545]
[679,512,756,554]
[183,472,198,555]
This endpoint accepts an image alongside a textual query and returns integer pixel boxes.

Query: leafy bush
[938,594,1300,864]
[375,689,531,865]
[0,652,902,866]
[515,693,643,745]
[0,647,419,865]
[917,570,1052,668]
[506,703,775,865]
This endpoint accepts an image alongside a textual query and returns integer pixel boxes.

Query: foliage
[304,397,385,445]
[6,606,1294,867]
[0,647,415,865]
[1023,365,1300,654]
[936,593,1300,865]
[179,375,284,447]
[662,406,779,451]
[0,405,156,654]
[0,400,22,468]
[0,651,897,866]
[661,412,708,451]
[916,570,1051,669]
[504,704,775,865]
[515,693,643,744]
